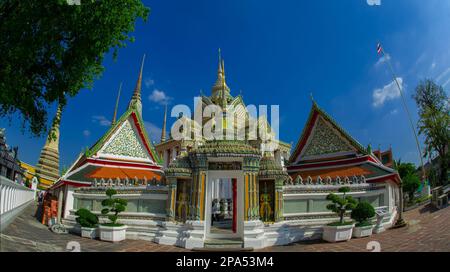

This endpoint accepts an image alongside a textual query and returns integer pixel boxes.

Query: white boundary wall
[0,176,36,231]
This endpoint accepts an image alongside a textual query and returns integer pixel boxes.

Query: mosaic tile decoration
[102,118,150,159]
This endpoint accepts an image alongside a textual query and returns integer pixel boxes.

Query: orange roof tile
[86,167,161,180]
[291,165,373,180]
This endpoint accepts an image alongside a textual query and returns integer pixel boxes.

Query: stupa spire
[160,104,167,143]
[112,82,122,125]
[35,104,62,187]
[211,49,230,104]
[129,54,145,117]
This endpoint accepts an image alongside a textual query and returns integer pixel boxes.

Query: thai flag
[377,43,383,54]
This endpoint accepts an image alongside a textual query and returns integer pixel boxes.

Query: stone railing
[0,176,36,231]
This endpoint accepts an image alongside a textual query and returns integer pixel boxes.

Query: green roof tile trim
[289,101,368,163]
[84,107,162,164]
[258,155,289,180]
[194,140,260,156]
[165,155,192,178]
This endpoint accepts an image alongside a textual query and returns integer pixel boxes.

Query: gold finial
[112,82,122,125]
[129,54,146,117]
[160,104,167,143]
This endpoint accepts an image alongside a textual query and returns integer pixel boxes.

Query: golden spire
[160,104,167,143]
[129,54,145,117]
[217,48,223,75]
[212,48,230,103]
[112,82,122,125]
[35,104,62,187]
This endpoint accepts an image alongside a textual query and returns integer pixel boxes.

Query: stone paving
[1,202,449,252]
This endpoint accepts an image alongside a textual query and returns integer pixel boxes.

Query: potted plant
[322,187,357,242]
[99,188,128,242]
[351,201,376,238]
[75,208,99,239]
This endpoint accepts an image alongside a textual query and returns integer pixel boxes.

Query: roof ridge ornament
[112,82,123,126]
[129,54,146,118]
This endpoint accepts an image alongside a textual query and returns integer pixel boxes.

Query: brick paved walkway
[1,202,449,252]
[0,202,187,252]
[259,204,450,252]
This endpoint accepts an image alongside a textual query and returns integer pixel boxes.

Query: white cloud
[83,130,91,137]
[374,53,390,68]
[144,121,162,143]
[148,89,172,105]
[144,78,154,88]
[389,109,399,115]
[91,115,111,126]
[372,78,403,107]
[366,0,381,6]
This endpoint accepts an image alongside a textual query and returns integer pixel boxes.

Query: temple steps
[194,238,253,251]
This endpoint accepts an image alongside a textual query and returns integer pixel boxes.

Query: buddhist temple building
[57,52,402,249]
[51,55,164,221]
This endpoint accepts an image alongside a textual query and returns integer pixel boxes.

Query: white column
[172,147,177,161]
[64,186,75,219]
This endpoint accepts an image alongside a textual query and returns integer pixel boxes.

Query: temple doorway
[205,171,244,239]
[210,178,236,234]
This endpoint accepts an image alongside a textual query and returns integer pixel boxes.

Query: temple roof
[52,61,163,188]
[289,101,367,164]
[288,102,400,185]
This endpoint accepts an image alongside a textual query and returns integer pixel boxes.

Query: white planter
[81,227,98,239]
[322,224,355,242]
[99,225,127,242]
[352,225,373,238]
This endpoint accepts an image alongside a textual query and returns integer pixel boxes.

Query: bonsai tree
[326,187,357,225]
[351,201,375,227]
[101,188,128,226]
[75,208,99,228]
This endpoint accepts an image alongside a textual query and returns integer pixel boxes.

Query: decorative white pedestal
[183,221,205,249]
[243,220,266,249]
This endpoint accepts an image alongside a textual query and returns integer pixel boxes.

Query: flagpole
[379,45,426,179]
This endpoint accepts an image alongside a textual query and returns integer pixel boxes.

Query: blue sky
[2,0,450,170]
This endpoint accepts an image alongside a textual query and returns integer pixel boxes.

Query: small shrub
[101,188,127,226]
[351,201,375,227]
[326,186,357,225]
[75,208,98,228]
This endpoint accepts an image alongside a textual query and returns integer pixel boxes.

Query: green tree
[413,79,449,186]
[393,159,417,179]
[0,0,149,137]
[393,160,421,201]
[402,172,421,202]
[326,187,357,225]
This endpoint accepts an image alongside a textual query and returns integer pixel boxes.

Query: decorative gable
[99,117,151,161]
[290,102,367,164]
[301,116,356,158]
